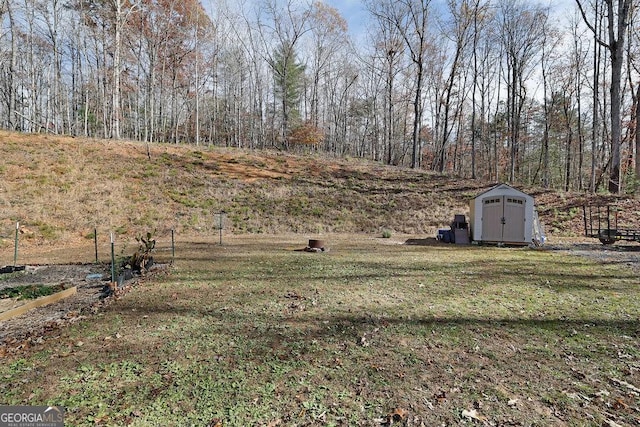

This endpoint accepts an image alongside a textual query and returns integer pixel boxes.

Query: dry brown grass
[0,132,544,243]
[2,130,638,251]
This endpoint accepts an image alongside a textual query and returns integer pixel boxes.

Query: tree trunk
[112,0,123,139]
[577,0,631,193]
[635,83,640,182]
[591,4,602,193]
[7,1,16,130]
[386,52,395,166]
[609,41,623,193]
[411,62,423,169]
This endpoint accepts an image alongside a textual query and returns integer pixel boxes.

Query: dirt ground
[0,264,111,352]
[548,238,640,275]
[0,261,170,354]
[0,236,638,356]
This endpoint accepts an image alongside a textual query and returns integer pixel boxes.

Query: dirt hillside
[0,130,638,247]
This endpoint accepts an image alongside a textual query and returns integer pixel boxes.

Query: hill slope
[0,131,636,246]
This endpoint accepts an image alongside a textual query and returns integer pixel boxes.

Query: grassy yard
[1,234,638,426]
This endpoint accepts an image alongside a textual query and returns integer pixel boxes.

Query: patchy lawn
[1,234,638,426]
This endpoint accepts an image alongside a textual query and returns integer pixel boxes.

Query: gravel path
[546,240,640,274]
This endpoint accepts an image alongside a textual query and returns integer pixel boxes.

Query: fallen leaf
[389,407,407,422]
[435,390,447,403]
[462,408,487,422]
[613,398,628,410]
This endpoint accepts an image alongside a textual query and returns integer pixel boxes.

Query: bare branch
[574,0,610,49]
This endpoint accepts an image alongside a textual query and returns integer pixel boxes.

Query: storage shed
[469,184,537,245]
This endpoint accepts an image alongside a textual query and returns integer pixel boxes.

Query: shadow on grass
[170,247,638,294]
[108,292,640,342]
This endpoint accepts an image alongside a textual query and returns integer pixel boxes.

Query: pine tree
[270,42,306,144]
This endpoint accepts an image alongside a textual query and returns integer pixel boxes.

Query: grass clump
[0,283,66,300]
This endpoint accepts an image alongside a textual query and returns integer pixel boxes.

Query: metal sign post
[13,222,19,266]
[214,211,227,245]
[171,229,175,260]
[94,228,99,263]
[110,232,116,283]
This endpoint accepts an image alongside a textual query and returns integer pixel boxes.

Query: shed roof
[474,183,531,199]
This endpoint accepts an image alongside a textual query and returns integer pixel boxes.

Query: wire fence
[1,224,178,270]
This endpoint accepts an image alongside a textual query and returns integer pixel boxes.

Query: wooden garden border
[0,286,77,322]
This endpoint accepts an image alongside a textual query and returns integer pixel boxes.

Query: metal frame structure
[583,204,640,244]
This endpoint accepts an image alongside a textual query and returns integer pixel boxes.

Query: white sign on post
[214,211,226,244]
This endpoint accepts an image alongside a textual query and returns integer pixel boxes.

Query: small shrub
[126,231,156,273]
[382,229,392,238]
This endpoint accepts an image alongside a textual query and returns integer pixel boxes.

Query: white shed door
[482,196,526,242]
[481,197,504,241]
[503,197,526,242]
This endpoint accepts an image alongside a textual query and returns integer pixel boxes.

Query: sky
[323,0,369,39]
[202,0,579,47]
[319,0,578,44]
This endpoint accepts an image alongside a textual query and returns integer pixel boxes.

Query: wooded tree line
[0,0,638,193]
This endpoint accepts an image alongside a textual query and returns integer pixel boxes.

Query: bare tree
[497,0,547,183]
[40,0,66,134]
[469,3,499,181]
[432,0,474,173]
[469,0,491,179]
[366,0,405,165]
[307,3,348,129]
[111,0,141,139]
[625,5,640,187]
[0,0,18,130]
[636,82,640,183]
[229,1,271,149]
[368,0,431,169]
[257,0,311,147]
[576,0,633,193]
[538,16,564,189]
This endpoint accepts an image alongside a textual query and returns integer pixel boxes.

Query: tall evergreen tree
[270,42,305,144]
